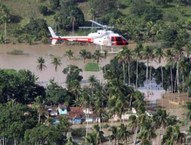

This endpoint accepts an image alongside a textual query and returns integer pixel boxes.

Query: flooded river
[0,43,114,87]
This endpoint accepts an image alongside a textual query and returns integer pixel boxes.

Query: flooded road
[0,43,114,87]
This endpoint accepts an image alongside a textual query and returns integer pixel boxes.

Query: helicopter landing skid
[108,49,123,54]
[99,45,122,54]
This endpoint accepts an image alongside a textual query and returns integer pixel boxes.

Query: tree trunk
[149,66,152,91]
[170,66,173,92]
[38,113,41,123]
[128,62,131,86]
[72,17,75,34]
[146,59,149,95]
[4,22,7,41]
[136,60,139,89]
[123,63,126,85]
[133,127,138,145]
[129,95,133,110]
[14,138,17,145]
[161,66,164,89]
[2,137,5,145]
[176,62,179,93]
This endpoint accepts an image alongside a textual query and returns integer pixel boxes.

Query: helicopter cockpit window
[116,37,122,42]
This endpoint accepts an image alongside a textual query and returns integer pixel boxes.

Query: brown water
[0,43,115,87]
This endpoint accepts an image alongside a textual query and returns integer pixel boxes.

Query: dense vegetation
[1,0,191,145]
[0,0,191,43]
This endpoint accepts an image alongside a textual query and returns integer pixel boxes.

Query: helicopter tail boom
[48,27,59,45]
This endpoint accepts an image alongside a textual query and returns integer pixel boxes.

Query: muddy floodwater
[0,43,115,87]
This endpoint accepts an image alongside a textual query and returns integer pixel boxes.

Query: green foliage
[161,25,179,47]
[23,124,66,144]
[24,18,48,41]
[89,0,117,17]
[37,57,46,71]
[0,69,45,103]
[103,58,146,87]
[130,0,147,17]
[63,65,83,92]
[46,80,73,105]
[177,0,191,6]
[54,3,84,31]
[131,1,163,22]
[79,49,92,63]
[0,34,4,43]
[71,128,86,137]
[0,101,37,143]
[51,56,62,72]
[38,5,53,16]
[144,6,163,22]
[65,49,74,60]
[152,0,173,5]
[48,0,60,10]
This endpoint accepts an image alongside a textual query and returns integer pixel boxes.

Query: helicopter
[48,20,128,53]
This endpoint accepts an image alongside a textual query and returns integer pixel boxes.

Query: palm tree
[93,125,104,145]
[153,109,169,129]
[132,91,146,114]
[186,102,191,121]
[108,95,124,122]
[103,50,108,59]
[153,109,170,144]
[0,3,10,41]
[165,49,175,92]
[185,42,191,58]
[66,137,75,145]
[118,124,131,144]
[37,57,46,71]
[84,132,97,145]
[154,47,165,88]
[133,42,143,88]
[128,115,139,145]
[32,96,46,123]
[79,49,88,63]
[93,50,102,64]
[88,75,98,88]
[65,50,74,60]
[109,126,118,145]
[51,56,62,72]
[162,125,186,145]
[93,84,106,124]
[173,43,184,92]
[88,8,96,20]
[136,114,156,145]
[142,46,154,95]
[117,46,132,85]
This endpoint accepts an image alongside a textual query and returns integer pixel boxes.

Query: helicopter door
[111,36,116,46]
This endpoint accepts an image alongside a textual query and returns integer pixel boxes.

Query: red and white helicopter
[48,20,128,53]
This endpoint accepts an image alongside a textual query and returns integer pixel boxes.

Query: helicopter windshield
[111,36,128,46]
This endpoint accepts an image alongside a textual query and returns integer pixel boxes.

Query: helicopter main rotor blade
[89,20,106,28]
[79,26,102,29]
[89,20,114,29]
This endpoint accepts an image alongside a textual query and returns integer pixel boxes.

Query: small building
[69,107,85,124]
[50,110,58,117]
[58,104,67,115]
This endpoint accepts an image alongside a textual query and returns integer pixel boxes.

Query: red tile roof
[69,107,84,119]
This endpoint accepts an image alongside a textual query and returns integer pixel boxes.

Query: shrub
[71,128,86,137]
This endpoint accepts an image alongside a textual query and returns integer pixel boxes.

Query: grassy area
[84,62,99,72]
